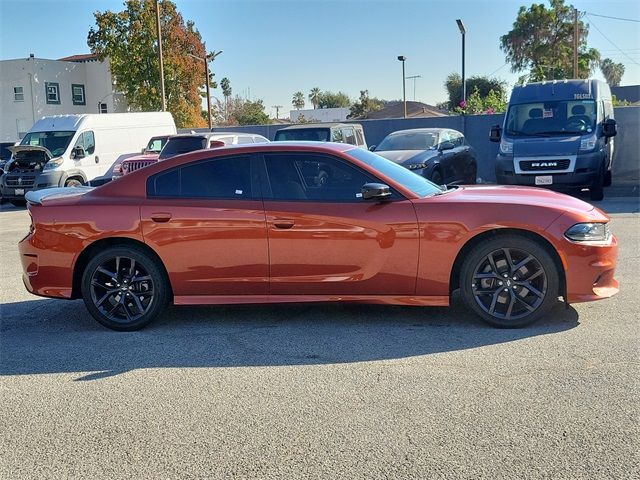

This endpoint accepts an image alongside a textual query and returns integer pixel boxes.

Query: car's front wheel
[81,246,170,331]
[460,235,559,328]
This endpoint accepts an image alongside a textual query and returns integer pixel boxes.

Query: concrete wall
[182,106,640,185]
[0,57,126,142]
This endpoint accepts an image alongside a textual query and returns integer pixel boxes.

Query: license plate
[535,176,553,186]
[14,188,24,195]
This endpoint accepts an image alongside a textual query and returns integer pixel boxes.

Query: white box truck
[1,112,176,205]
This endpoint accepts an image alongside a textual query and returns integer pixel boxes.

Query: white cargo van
[1,112,176,204]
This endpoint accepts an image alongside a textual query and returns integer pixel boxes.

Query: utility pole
[573,7,579,78]
[272,105,283,119]
[406,75,422,101]
[155,1,166,111]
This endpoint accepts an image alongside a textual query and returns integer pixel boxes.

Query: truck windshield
[505,100,597,136]
[274,129,331,142]
[20,131,75,157]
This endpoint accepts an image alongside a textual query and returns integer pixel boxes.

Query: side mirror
[369,145,377,152]
[602,118,617,137]
[438,141,455,151]
[361,182,392,201]
[489,124,502,142]
[72,146,85,159]
[142,147,147,154]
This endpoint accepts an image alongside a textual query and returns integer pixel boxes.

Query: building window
[72,84,86,105]
[45,82,60,104]
[99,103,108,114]
[14,86,24,102]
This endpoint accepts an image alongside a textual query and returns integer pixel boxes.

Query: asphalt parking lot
[1,190,639,479]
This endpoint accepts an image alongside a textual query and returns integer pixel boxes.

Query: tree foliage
[500,0,600,82]
[292,91,305,110]
[212,96,270,126]
[600,58,625,86]
[88,0,212,128]
[308,87,321,109]
[220,77,232,99]
[444,73,507,111]
[455,87,508,115]
[348,90,385,118]
[317,91,351,109]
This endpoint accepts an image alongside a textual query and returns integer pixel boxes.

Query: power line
[586,15,640,66]
[584,12,640,23]
[487,62,509,77]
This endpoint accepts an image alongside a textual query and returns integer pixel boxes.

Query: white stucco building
[0,54,127,141]
[290,107,349,123]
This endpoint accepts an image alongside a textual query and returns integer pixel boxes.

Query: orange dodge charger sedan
[20,142,618,331]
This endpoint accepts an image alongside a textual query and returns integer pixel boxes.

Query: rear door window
[342,127,357,145]
[148,155,252,199]
[237,136,253,145]
[355,128,365,146]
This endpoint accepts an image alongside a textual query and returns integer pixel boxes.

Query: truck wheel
[604,169,612,187]
[65,178,83,187]
[10,200,26,207]
[590,165,605,201]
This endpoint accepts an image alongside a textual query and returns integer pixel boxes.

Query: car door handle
[273,219,294,229]
[151,212,172,223]
[95,156,100,163]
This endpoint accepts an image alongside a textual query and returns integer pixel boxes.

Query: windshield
[159,136,206,160]
[146,136,168,153]
[505,100,597,136]
[377,131,438,151]
[20,131,75,157]
[274,128,331,142]
[348,147,443,197]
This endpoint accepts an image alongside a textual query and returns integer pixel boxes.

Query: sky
[1,0,639,118]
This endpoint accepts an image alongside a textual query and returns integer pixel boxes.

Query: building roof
[364,101,448,119]
[57,53,98,63]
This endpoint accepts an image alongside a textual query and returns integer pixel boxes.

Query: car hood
[512,135,581,157]
[422,184,597,216]
[375,149,436,164]
[122,153,160,162]
[8,145,53,159]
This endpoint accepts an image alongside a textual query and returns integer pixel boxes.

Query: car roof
[386,128,459,136]
[277,123,362,130]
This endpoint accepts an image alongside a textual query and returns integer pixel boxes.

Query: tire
[590,165,605,201]
[65,177,83,188]
[81,245,170,331]
[430,168,443,185]
[459,235,560,328]
[604,169,612,187]
[10,200,26,207]
[465,163,477,184]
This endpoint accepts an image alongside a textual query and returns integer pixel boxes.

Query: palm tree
[292,91,305,110]
[309,87,321,109]
[220,77,232,122]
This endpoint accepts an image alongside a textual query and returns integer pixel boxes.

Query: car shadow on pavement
[0,294,579,381]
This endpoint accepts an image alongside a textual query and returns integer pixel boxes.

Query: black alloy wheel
[460,235,559,327]
[81,246,169,331]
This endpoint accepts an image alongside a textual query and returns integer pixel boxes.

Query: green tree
[348,90,385,118]
[233,98,270,125]
[308,87,321,109]
[500,0,600,82]
[600,58,625,86]
[317,91,351,109]
[456,87,508,115]
[444,73,507,111]
[292,91,305,110]
[220,77,232,100]
[88,0,211,128]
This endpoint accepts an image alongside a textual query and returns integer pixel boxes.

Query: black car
[371,128,477,185]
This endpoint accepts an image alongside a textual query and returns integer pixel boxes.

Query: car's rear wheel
[460,235,559,328]
[81,246,169,331]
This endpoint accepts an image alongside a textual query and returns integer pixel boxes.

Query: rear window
[274,128,331,142]
[159,137,206,159]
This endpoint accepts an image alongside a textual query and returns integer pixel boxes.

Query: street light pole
[397,56,407,118]
[456,19,466,107]
[155,1,166,111]
[188,50,223,130]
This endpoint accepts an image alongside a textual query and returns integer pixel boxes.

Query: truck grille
[123,159,157,174]
[519,159,571,171]
[5,174,36,187]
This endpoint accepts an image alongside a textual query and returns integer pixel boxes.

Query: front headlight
[580,134,597,151]
[407,163,426,170]
[43,157,64,171]
[565,222,611,242]
[499,139,513,154]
